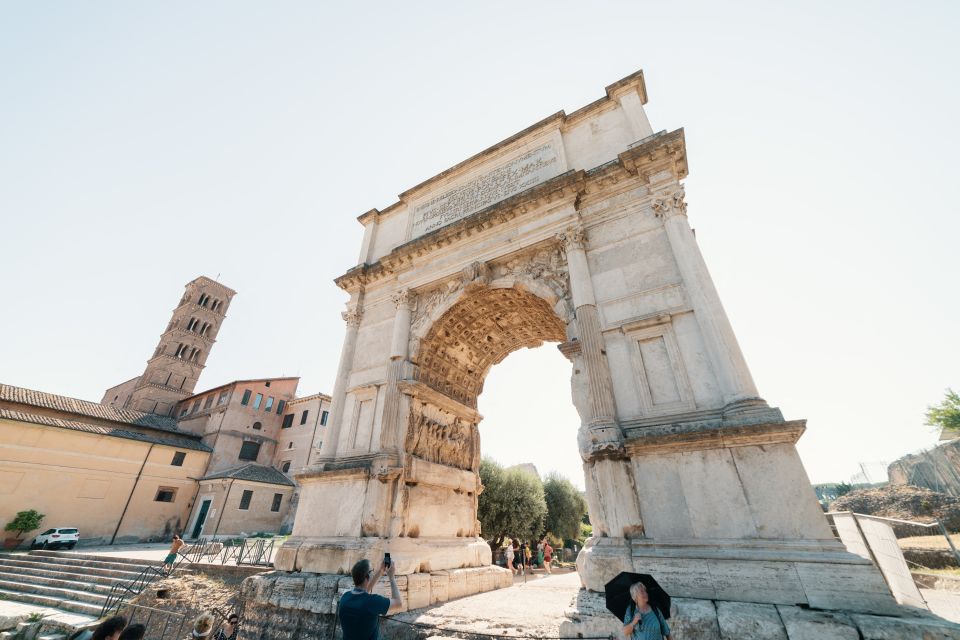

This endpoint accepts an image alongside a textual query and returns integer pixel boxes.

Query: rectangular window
[300,410,309,425]
[281,414,294,429]
[203,396,214,410]
[171,451,186,466]
[179,407,188,417]
[218,390,229,405]
[253,393,263,409]
[276,400,285,415]
[238,441,261,461]
[190,400,201,414]
[271,493,283,512]
[155,487,177,503]
[264,396,274,412]
[241,390,252,406]
[320,410,329,426]
[238,490,253,510]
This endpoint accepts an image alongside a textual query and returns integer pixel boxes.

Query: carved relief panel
[405,401,479,472]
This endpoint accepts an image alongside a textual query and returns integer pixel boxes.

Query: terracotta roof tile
[0,383,179,431]
[199,463,295,486]
[0,409,212,452]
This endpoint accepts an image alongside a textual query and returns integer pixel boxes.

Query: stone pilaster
[312,304,363,465]
[654,186,761,409]
[380,289,416,454]
[558,225,623,459]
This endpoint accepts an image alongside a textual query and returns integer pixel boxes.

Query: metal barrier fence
[115,603,189,640]
[182,537,276,566]
[101,537,274,618]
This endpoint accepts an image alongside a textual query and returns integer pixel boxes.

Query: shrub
[4,510,44,539]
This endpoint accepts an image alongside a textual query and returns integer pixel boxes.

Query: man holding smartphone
[338,555,403,640]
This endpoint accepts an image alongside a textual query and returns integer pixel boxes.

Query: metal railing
[100,537,275,617]
[99,547,193,618]
[179,537,276,566]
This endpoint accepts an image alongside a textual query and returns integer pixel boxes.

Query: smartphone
[384,552,392,567]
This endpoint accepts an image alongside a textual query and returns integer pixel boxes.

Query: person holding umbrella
[622,582,671,640]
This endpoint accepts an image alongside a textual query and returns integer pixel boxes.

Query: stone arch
[412,283,568,410]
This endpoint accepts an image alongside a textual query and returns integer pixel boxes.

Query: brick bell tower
[124,276,236,416]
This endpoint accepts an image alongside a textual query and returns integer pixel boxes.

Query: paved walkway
[924,588,960,623]
[386,571,586,638]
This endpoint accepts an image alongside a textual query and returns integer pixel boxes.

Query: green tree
[926,389,960,434]
[4,510,44,539]
[478,458,547,546]
[543,473,588,544]
[834,482,853,498]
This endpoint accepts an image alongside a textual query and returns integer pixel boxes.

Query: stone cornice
[164,327,217,346]
[624,419,806,456]
[398,379,483,424]
[334,128,687,293]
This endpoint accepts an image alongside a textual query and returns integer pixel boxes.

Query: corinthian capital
[391,288,417,311]
[341,305,364,327]
[652,186,688,219]
[557,224,587,252]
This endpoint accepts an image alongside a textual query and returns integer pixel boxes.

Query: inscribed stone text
[410,144,560,238]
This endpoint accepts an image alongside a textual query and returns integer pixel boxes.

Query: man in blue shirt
[338,557,403,640]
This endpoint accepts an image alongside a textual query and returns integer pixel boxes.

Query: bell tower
[123,276,236,415]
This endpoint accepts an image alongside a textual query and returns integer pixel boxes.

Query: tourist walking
[536,540,545,568]
[504,539,515,574]
[163,534,185,574]
[543,540,553,574]
[338,557,403,639]
[622,582,671,640]
[213,613,239,640]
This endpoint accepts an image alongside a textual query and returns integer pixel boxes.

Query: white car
[31,528,79,550]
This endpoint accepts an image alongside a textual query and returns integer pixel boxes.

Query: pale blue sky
[1,2,957,487]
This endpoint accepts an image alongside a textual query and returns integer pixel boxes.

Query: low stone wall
[237,566,512,640]
[903,547,960,569]
[913,571,960,592]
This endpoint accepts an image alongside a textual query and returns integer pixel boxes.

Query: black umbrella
[604,572,671,622]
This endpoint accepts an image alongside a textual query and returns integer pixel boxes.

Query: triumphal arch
[272,70,895,614]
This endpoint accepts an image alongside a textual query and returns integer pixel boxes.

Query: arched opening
[413,286,567,409]
[392,285,572,544]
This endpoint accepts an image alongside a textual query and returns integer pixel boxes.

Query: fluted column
[312,304,363,466]
[654,186,760,406]
[559,225,623,458]
[379,289,415,454]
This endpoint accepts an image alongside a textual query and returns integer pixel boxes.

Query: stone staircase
[0,550,164,634]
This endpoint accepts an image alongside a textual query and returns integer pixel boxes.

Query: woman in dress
[622,582,671,640]
[504,539,516,574]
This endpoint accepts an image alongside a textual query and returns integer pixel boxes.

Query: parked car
[31,527,79,550]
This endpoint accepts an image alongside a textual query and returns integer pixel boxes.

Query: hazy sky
[1,2,957,488]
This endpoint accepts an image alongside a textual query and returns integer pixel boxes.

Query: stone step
[29,550,165,568]
[21,552,159,573]
[0,587,103,617]
[0,557,144,581]
[0,562,123,587]
[0,570,115,596]
[0,578,109,608]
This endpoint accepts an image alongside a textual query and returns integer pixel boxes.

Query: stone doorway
[271,70,898,615]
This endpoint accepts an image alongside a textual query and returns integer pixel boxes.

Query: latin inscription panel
[410,144,561,239]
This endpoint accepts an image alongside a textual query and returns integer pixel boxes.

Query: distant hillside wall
[888,440,960,497]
